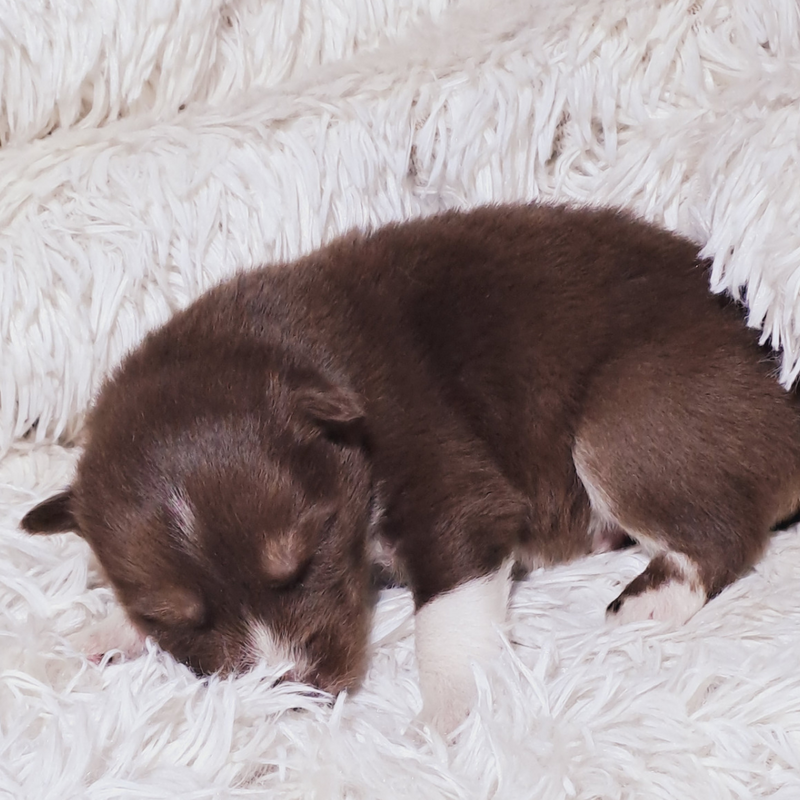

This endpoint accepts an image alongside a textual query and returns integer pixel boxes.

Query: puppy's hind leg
[573,340,798,629]
[575,435,771,628]
[415,561,512,734]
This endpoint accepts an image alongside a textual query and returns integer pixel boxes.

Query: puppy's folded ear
[297,382,366,444]
[20,490,80,535]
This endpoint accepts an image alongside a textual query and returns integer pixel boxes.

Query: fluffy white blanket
[3,0,800,797]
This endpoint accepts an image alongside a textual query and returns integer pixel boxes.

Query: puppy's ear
[20,490,80,535]
[297,382,365,443]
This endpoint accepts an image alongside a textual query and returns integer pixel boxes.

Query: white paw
[68,605,148,664]
[418,665,477,734]
[415,563,511,735]
[608,579,705,628]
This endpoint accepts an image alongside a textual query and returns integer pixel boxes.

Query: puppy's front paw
[69,605,147,664]
[414,565,512,735]
[418,663,476,734]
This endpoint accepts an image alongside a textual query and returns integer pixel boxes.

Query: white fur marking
[668,552,702,587]
[415,561,512,734]
[610,581,705,627]
[609,553,705,628]
[167,489,198,550]
[247,619,309,679]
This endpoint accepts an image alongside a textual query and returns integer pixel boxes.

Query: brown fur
[21,203,800,692]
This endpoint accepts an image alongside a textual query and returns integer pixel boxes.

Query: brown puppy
[22,204,800,732]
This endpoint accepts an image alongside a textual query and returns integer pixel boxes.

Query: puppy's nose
[185,659,211,678]
[183,653,226,678]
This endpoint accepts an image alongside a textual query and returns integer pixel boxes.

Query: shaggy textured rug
[3,0,800,797]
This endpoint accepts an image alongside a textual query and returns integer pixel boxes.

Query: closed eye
[135,612,164,631]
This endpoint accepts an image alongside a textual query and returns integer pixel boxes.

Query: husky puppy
[22,204,800,732]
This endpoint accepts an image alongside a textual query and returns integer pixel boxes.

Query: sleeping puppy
[22,203,800,733]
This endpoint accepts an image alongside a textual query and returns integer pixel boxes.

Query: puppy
[22,203,800,733]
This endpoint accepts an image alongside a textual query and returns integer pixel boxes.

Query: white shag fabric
[3,0,800,797]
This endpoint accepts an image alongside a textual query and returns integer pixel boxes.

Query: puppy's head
[22,339,374,693]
